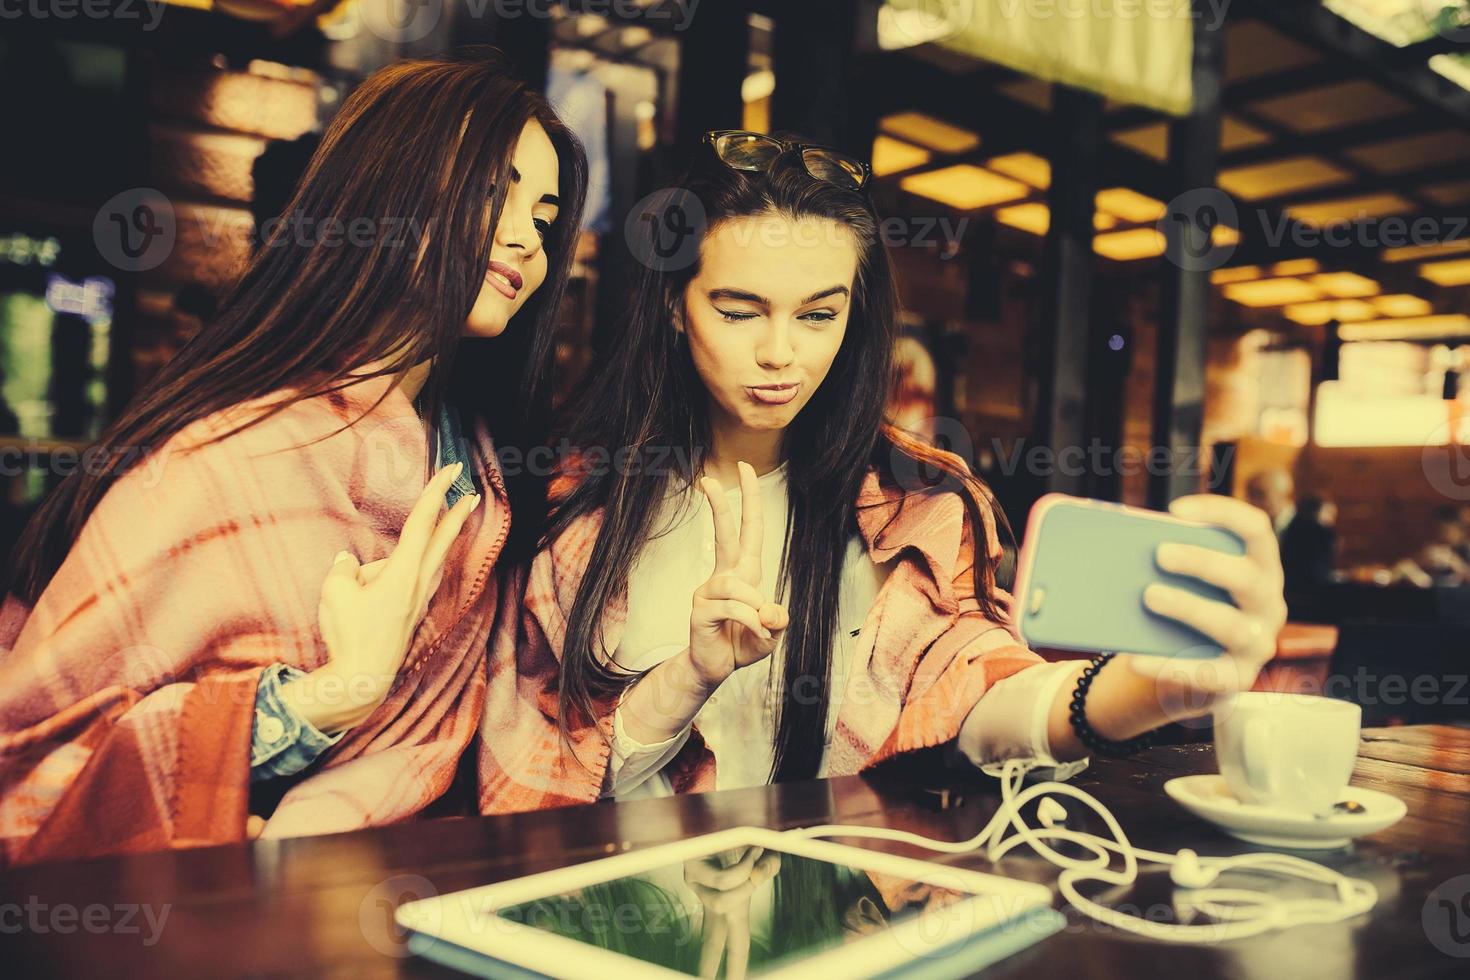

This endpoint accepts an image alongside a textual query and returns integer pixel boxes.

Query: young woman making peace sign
[477,132,1287,809]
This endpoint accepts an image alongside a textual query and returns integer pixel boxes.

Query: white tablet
[397,826,1063,979]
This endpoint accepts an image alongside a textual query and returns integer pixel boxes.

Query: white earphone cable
[786,759,1377,943]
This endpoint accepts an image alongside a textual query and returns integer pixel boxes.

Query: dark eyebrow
[505,165,561,210]
[800,285,849,305]
[708,288,768,306]
[707,285,850,307]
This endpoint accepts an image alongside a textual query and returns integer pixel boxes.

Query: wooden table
[2,725,1467,979]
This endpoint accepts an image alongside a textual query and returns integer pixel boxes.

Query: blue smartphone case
[1013,494,1246,658]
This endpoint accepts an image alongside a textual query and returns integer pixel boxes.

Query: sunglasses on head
[703,130,871,192]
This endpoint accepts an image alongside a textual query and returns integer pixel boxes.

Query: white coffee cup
[1212,691,1362,816]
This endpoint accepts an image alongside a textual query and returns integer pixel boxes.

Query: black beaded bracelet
[1068,652,1160,758]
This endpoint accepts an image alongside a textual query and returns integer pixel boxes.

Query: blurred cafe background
[2,0,1469,731]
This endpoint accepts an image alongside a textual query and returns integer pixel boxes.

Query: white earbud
[1168,848,1219,889]
[1037,798,1067,827]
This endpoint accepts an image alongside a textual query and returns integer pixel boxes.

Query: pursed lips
[746,382,800,405]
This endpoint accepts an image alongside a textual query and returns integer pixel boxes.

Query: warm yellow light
[1211,265,1263,284]
[1285,193,1415,227]
[872,135,931,177]
[986,152,1051,189]
[1338,315,1470,342]
[1420,258,1470,287]
[1093,228,1166,261]
[881,112,980,154]
[1095,187,1166,223]
[996,202,1050,236]
[1282,300,1378,326]
[995,202,1117,236]
[1372,294,1433,318]
[1223,278,1324,307]
[742,95,770,135]
[1308,272,1380,298]
[1270,258,1321,277]
[1213,225,1241,247]
[1382,240,1470,263]
[899,166,1029,210]
[1219,157,1351,201]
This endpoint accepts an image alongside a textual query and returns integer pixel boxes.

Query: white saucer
[1163,774,1407,849]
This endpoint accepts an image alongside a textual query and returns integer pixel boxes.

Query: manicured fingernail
[334,550,351,563]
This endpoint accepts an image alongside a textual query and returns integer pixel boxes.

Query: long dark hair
[8,48,587,601]
[549,140,1008,782]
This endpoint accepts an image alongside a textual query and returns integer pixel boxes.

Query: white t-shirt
[606,463,1085,798]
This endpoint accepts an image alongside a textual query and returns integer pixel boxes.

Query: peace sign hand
[687,461,790,688]
[685,846,782,980]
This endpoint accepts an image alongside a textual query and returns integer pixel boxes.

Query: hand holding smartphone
[1012,494,1247,659]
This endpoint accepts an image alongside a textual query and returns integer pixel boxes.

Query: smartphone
[1011,493,1246,658]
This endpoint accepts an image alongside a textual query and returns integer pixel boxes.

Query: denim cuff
[250,663,345,783]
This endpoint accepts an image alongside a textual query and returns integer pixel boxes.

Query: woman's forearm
[1044,658,1219,761]
[618,647,723,745]
[277,666,384,735]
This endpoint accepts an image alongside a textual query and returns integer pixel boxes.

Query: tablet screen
[491,843,974,978]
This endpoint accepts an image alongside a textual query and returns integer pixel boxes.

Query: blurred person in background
[1245,469,1296,539]
[1391,507,1470,588]
[1279,494,1338,593]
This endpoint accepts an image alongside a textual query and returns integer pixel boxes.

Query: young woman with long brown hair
[478,132,1286,810]
[0,50,586,865]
